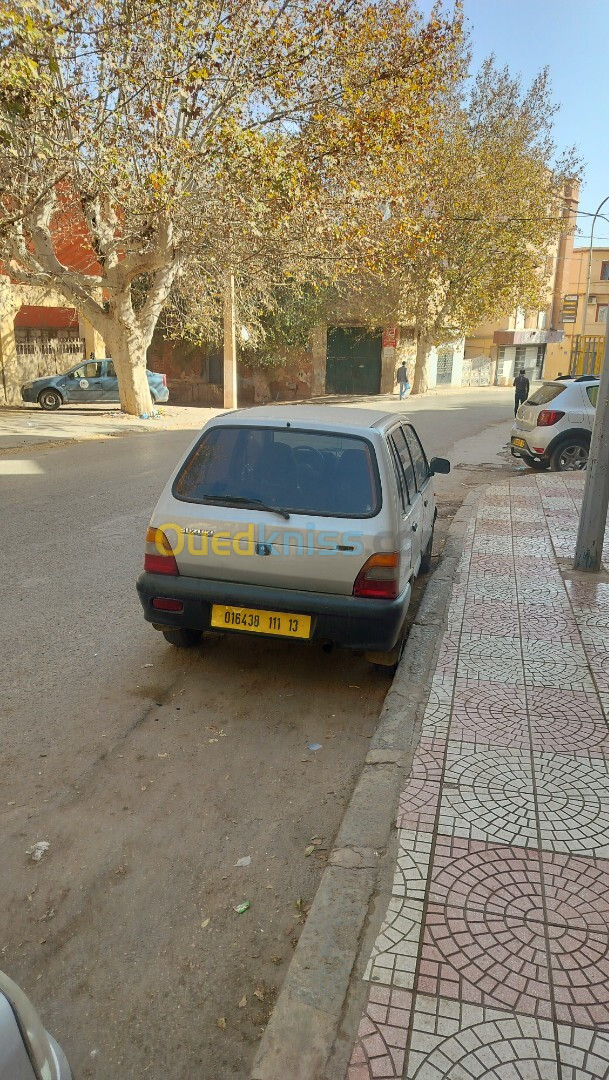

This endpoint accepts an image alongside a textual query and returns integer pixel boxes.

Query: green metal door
[326,327,382,395]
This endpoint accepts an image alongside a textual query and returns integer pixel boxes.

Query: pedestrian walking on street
[396,360,411,400]
[513,368,530,416]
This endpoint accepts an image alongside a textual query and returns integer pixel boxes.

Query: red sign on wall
[382,327,399,348]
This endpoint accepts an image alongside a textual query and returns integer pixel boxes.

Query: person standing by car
[513,368,530,416]
[396,360,411,400]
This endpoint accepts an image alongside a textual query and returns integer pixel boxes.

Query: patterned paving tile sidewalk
[348,473,609,1080]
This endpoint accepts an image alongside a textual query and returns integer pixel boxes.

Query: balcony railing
[569,335,605,376]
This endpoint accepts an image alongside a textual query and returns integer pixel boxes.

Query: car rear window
[526,383,566,406]
[587,385,599,407]
[174,426,381,517]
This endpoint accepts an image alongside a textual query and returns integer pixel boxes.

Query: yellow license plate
[210,605,312,639]
[512,437,526,448]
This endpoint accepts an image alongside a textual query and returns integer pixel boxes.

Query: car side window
[387,437,408,511]
[69,366,85,379]
[402,424,429,490]
[390,428,415,503]
[587,385,599,407]
[84,361,103,378]
[106,361,117,378]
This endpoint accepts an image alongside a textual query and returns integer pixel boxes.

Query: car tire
[366,619,408,676]
[419,520,435,574]
[162,628,202,648]
[524,456,550,471]
[550,436,590,472]
[368,636,406,676]
[38,389,62,411]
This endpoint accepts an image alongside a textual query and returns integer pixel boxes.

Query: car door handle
[412,523,418,532]
[424,500,428,507]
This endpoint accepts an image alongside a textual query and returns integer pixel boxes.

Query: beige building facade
[545,245,609,378]
[464,181,581,386]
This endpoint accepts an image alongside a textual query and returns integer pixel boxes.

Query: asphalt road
[0,387,514,1079]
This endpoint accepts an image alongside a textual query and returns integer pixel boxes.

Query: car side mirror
[429,456,450,475]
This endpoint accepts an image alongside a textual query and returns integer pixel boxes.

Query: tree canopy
[375,59,579,392]
[0,0,463,412]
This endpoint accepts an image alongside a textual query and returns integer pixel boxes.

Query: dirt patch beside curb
[251,490,482,1080]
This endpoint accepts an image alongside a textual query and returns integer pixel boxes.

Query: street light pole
[573,325,609,571]
[580,195,609,367]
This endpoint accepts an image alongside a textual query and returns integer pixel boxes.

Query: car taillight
[144,526,179,575]
[353,552,399,599]
[537,410,565,426]
[162,374,167,387]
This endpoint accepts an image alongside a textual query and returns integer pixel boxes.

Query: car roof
[545,376,599,385]
[212,404,403,433]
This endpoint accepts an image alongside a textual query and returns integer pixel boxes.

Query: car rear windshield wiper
[201,494,290,520]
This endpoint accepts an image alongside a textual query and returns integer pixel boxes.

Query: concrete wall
[148,330,315,405]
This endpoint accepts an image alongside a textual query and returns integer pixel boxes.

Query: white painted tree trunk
[411,332,431,396]
[17,195,180,416]
[105,327,154,416]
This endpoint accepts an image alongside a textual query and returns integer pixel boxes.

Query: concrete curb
[251,490,481,1080]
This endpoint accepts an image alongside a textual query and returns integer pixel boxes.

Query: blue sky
[423,0,607,245]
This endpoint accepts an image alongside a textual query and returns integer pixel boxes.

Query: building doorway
[326,327,382,395]
[436,346,454,385]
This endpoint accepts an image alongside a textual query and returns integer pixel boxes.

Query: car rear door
[402,423,435,545]
[387,425,422,574]
[583,383,599,429]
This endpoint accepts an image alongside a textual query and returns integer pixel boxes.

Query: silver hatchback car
[136,406,449,666]
[510,376,599,471]
[0,970,71,1080]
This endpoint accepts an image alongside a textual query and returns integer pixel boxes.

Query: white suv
[510,376,599,471]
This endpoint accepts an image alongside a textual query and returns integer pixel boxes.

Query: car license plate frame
[210,605,312,639]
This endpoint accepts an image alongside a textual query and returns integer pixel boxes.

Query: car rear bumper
[510,435,549,461]
[136,572,411,650]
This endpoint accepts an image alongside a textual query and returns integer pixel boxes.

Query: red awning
[14,305,79,330]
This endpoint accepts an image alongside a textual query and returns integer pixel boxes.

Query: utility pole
[223,269,238,409]
[580,195,609,371]
[574,326,609,570]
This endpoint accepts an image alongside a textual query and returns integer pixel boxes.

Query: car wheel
[419,520,435,574]
[368,636,406,676]
[524,456,550,471]
[162,628,202,648]
[550,437,589,472]
[366,622,408,675]
[38,389,62,411]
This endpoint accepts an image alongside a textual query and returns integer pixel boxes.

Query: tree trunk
[252,366,271,403]
[106,327,154,416]
[411,332,431,396]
